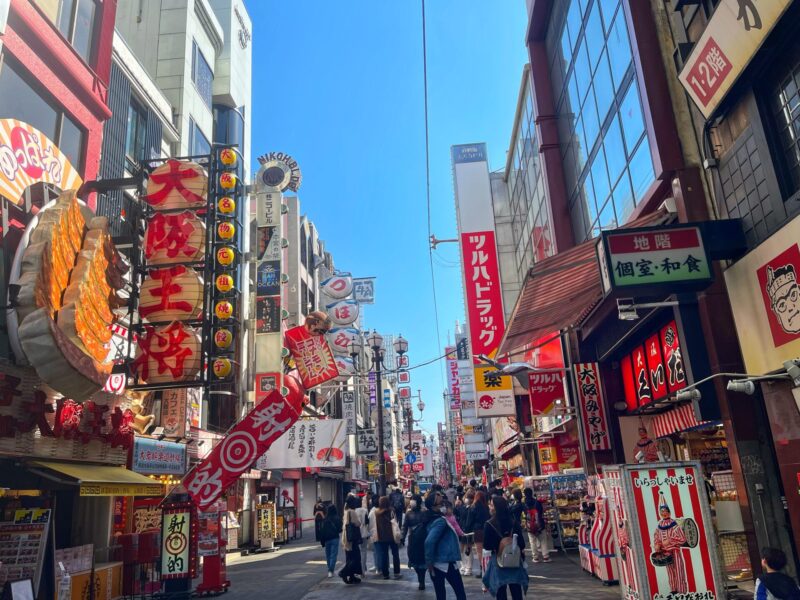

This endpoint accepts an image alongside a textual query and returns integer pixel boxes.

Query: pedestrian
[356,494,371,574]
[466,491,490,579]
[319,505,342,578]
[313,498,325,542]
[390,486,406,529]
[483,496,528,600]
[443,501,466,537]
[339,495,363,584]
[522,487,550,563]
[509,489,525,528]
[754,547,800,599]
[368,494,380,574]
[424,491,467,600]
[403,494,427,590]
[445,485,457,505]
[454,493,472,575]
[373,496,402,580]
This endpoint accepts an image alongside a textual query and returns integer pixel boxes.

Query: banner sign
[474,366,515,417]
[342,390,356,435]
[447,346,461,410]
[368,372,377,407]
[528,372,565,415]
[284,325,338,389]
[160,389,188,438]
[258,419,347,469]
[598,226,711,292]
[321,274,353,299]
[356,428,379,455]
[161,503,197,580]
[398,370,410,384]
[678,0,792,119]
[574,363,610,451]
[132,437,186,475]
[256,373,280,404]
[183,383,305,508]
[352,278,375,304]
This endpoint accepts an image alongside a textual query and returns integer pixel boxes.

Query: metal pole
[407,406,413,494]
[375,351,387,497]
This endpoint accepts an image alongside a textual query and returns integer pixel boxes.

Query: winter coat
[483,517,526,557]
[319,515,342,546]
[341,508,360,552]
[423,513,461,566]
[374,508,394,543]
[454,503,469,531]
[402,508,424,544]
[509,500,525,527]
[465,502,490,534]
[755,572,800,600]
[355,506,370,541]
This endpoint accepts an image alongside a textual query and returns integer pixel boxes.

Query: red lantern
[133,322,202,384]
[145,160,207,210]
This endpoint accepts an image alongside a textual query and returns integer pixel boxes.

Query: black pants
[414,567,426,588]
[497,584,524,600]
[430,563,466,600]
[377,541,401,576]
[339,545,363,580]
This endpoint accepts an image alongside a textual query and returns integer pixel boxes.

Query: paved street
[223,544,620,600]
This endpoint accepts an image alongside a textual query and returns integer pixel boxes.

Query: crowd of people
[314,479,552,599]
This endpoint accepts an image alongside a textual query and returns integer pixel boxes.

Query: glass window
[583,174,599,228]
[604,116,627,184]
[628,139,654,202]
[571,199,588,242]
[582,86,601,153]
[567,72,581,117]
[565,0,583,55]
[619,81,645,154]
[50,0,96,63]
[598,0,619,33]
[125,99,147,161]
[192,41,214,108]
[584,1,604,70]
[189,118,211,156]
[613,173,635,224]
[591,146,611,209]
[607,11,632,91]
[772,61,800,197]
[593,50,615,125]
[59,113,83,170]
[573,38,591,105]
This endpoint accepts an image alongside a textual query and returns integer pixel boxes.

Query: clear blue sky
[248,1,528,435]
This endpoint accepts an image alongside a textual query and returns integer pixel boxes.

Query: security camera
[617,298,638,321]
[783,359,800,387]
[675,388,701,402]
[726,380,756,395]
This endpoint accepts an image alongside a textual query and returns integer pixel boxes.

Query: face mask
[409,500,417,508]
[465,500,471,506]
[440,506,447,514]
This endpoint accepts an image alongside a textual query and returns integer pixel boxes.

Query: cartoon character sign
[632,425,662,464]
[758,244,800,346]
[650,491,688,594]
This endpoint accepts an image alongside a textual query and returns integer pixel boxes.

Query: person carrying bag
[339,495,364,584]
[482,496,528,600]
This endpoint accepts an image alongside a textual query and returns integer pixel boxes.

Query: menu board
[0,509,51,596]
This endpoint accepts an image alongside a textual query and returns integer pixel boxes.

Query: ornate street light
[393,334,408,356]
[367,330,387,495]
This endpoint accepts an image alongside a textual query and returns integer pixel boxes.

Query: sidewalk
[301,552,620,600]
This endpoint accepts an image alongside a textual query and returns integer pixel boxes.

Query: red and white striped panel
[652,403,708,439]
[591,552,619,583]
[590,498,616,555]
[579,545,593,573]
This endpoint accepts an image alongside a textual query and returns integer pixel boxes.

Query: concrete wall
[490,171,521,321]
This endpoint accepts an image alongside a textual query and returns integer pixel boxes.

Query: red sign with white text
[620,354,638,412]
[284,326,338,389]
[631,346,652,407]
[645,334,667,400]
[660,321,687,393]
[528,372,564,415]
[461,231,505,361]
[574,363,610,451]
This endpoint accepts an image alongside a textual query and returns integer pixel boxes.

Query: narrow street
[224,545,620,600]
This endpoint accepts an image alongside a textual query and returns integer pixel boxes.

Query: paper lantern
[219,148,238,167]
[325,299,359,326]
[219,172,237,190]
[140,266,203,322]
[144,211,206,265]
[214,328,233,349]
[334,356,356,377]
[327,327,360,355]
[145,160,207,210]
[320,274,353,299]
[217,221,236,240]
[133,322,202,384]
[212,358,232,378]
[217,196,236,214]
[216,246,235,267]
[215,300,234,320]
[215,274,235,293]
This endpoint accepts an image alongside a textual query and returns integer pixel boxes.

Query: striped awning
[651,403,711,439]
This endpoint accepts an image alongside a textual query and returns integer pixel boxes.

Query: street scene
[0,0,800,599]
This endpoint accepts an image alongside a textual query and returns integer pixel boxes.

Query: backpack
[526,507,542,535]
[408,521,428,565]
[492,523,521,568]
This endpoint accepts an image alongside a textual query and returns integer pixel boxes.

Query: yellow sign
[474,366,512,392]
[367,461,379,476]
[80,483,163,497]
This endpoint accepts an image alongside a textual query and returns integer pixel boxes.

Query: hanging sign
[256,151,302,192]
[334,356,356,378]
[398,371,410,384]
[352,278,375,304]
[182,376,306,508]
[342,390,356,435]
[161,503,197,579]
[255,373,280,404]
[474,366,515,417]
[660,321,687,393]
[160,388,188,438]
[320,274,353,299]
[356,428,379,455]
[140,266,204,322]
[369,372,377,407]
[144,211,206,265]
[0,119,83,205]
[528,372,565,415]
[133,322,202,384]
[258,419,347,468]
[145,160,207,210]
[133,438,186,475]
[574,362,610,451]
[284,325,338,389]
[325,299,359,326]
[327,327,359,355]
[447,347,461,410]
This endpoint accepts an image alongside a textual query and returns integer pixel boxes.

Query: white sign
[326,299,359,326]
[678,0,792,119]
[352,278,375,304]
[256,151,302,192]
[321,274,353,300]
[258,419,347,468]
[342,391,356,435]
[466,451,488,461]
[356,428,378,455]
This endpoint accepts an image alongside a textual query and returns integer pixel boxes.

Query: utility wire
[422,0,446,389]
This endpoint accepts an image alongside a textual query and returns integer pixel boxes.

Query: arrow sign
[405,453,417,464]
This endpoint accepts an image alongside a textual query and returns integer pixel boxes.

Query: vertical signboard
[574,363,610,451]
[446,346,461,410]
[342,390,356,435]
[161,503,197,580]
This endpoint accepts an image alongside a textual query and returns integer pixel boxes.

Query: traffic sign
[405,453,417,465]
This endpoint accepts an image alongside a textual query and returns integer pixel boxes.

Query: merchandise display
[550,473,587,549]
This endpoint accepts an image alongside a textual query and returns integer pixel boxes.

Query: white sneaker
[327,572,333,578]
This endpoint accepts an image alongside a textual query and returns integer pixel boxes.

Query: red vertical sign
[574,362,610,451]
[631,346,652,407]
[660,321,687,393]
[461,231,505,361]
[645,334,667,400]
[620,355,638,412]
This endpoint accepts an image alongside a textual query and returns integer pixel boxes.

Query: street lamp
[367,330,387,496]
[393,335,408,356]
[347,333,363,369]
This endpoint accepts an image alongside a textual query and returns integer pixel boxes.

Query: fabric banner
[284,325,338,389]
[258,419,347,468]
[574,362,611,451]
[182,379,305,508]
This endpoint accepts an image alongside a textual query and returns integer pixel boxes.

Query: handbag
[392,518,402,544]
[346,512,362,544]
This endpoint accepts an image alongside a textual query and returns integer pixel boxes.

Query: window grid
[773,62,800,197]
[191,41,214,108]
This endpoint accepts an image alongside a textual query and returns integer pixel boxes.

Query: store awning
[499,210,671,356]
[651,404,712,439]
[28,461,164,497]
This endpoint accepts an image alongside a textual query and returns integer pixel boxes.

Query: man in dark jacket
[523,487,550,563]
[509,488,525,527]
[390,487,405,528]
[755,547,800,599]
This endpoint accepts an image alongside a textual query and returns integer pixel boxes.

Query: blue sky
[248,1,528,435]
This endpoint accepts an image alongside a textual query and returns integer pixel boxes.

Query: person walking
[368,495,380,574]
[319,505,342,578]
[754,547,800,599]
[466,491,491,579]
[390,487,406,529]
[356,494,371,574]
[373,496,401,580]
[523,487,550,563]
[483,496,528,600]
[509,489,525,528]
[424,491,467,600]
[457,492,473,575]
[339,496,364,584]
[403,494,427,590]
[313,498,326,542]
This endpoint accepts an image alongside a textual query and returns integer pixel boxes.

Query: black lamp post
[367,330,387,496]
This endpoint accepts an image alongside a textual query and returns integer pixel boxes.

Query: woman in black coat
[465,491,490,578]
